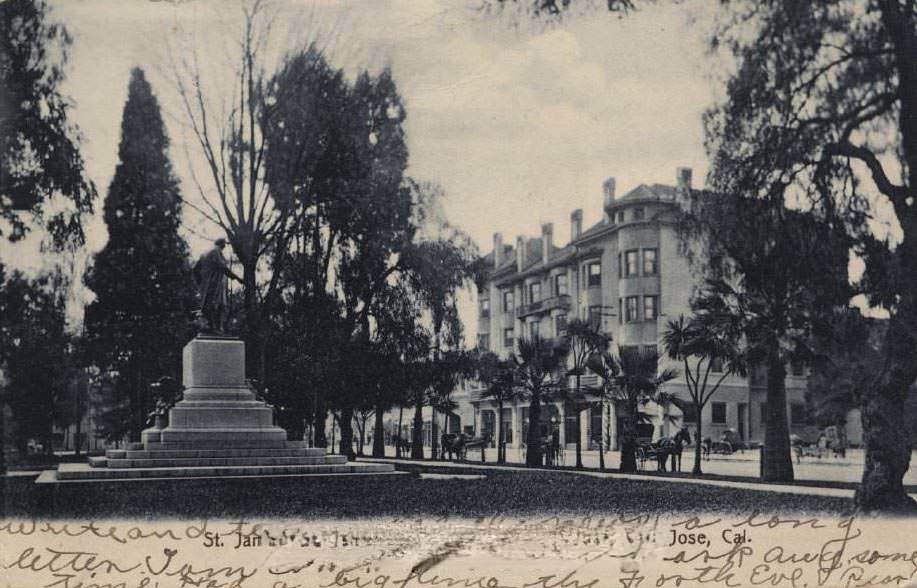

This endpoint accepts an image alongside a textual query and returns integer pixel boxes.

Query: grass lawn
[2,465,855,520]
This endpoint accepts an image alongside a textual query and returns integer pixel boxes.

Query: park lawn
[3,466,854,520]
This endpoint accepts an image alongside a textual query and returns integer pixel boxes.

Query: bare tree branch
[825,141,909,203]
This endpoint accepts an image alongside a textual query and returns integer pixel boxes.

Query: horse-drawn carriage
[635,428,692,472]
[791,427,847,462]
[441,432,492,461]
[701,428,746,458]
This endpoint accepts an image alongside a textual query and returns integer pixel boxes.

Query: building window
[710,356,724,373]
[616,211,625,223]
[643,344,657,357]
[555,314,568,335]
[618,298,623,324]
[480,298,490,317]
[681,404,698,423]
[643,248,658,275]
[530,321,540,338]
[712,402,727,424]
[625,296,639,322]
[588,305,602,329]
[625,250,639,277]
[618,253,622,278]
[633,207,645,221]
[476,333,490,349]
[503,328,514,348]
[790,359,805,376]
[529,282,541,304]
[555,273,568,296]
[760,402,768,425]
[643,295,658,321]
[587,262,602,287]
[503,290,514,313]
[790,403,806,425]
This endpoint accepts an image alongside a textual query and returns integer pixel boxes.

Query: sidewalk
[360,456,917,502]
[363,445,917,486]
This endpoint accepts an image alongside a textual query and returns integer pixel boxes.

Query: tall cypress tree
[84,67,195,441]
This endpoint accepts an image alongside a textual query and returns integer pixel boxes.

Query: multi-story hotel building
[465,168,810,454]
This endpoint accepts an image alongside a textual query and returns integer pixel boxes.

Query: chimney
[493,232,503,269]
[541,223,553,263]
[677,167,693,192]
[602,177,616,223]
[570,209,583,241]
[516,236,525,272]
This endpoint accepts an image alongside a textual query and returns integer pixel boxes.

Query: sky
[8,0,720,331]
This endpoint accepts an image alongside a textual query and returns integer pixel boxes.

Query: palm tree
[587,346,677,473]
[475,350,519,463]
[562,318,610,469]
[661,315,746,475]
[513,334,569,467]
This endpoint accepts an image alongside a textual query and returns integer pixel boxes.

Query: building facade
[465,168,810,454]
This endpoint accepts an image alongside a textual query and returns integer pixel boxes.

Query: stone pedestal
[56,336,395,481]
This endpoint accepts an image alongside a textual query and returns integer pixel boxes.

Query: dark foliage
[0,0,95,248]
[0,269,74,456]
[84,68,195,441]
[702,1,917,512]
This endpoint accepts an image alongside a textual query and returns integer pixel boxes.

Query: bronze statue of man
[192,238,240,333]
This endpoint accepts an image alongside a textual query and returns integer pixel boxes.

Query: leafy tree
[0,0,95,249]
[587,345,677,473]
[513,334,569,467]
[685,199,852,482]
[0,269,73,457]
[697,0,917,513]
[661,314,746,475]
[806,309,882,435]
[400,204,479,459]
[562,318,610,469]
[474,350,520,463]
[173,2,309,380]
[84,67,196,441]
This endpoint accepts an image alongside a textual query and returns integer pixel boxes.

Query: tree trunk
[241,259,260,380]
[526,392,543,467]
[338,406,355,459]
[598,398,605,471]
[855,379,916,511]
[74,391,82,458]
[397,405,404,458]
[619,397,638,473]
[762,351,794,482]
[431,407,439,460]
[372,405,385,457]
[693,403,703,476]
[411,394,424,459]
[313,399,328,448]
[0,396,6,476]
[854,302,917,511]
[356,416,365,457]
[575,373,583,469]
[497,399,505,464]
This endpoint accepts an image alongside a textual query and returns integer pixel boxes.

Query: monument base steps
[48,336,396,482]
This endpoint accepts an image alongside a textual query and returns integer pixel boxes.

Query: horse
[650,428,692,472]
[441,433,468,461]
[392,435,412,457]
[668,428,691,472]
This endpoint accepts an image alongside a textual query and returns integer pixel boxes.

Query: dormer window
[633,207,645,221]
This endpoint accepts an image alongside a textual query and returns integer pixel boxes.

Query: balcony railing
[515,294,571,319]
